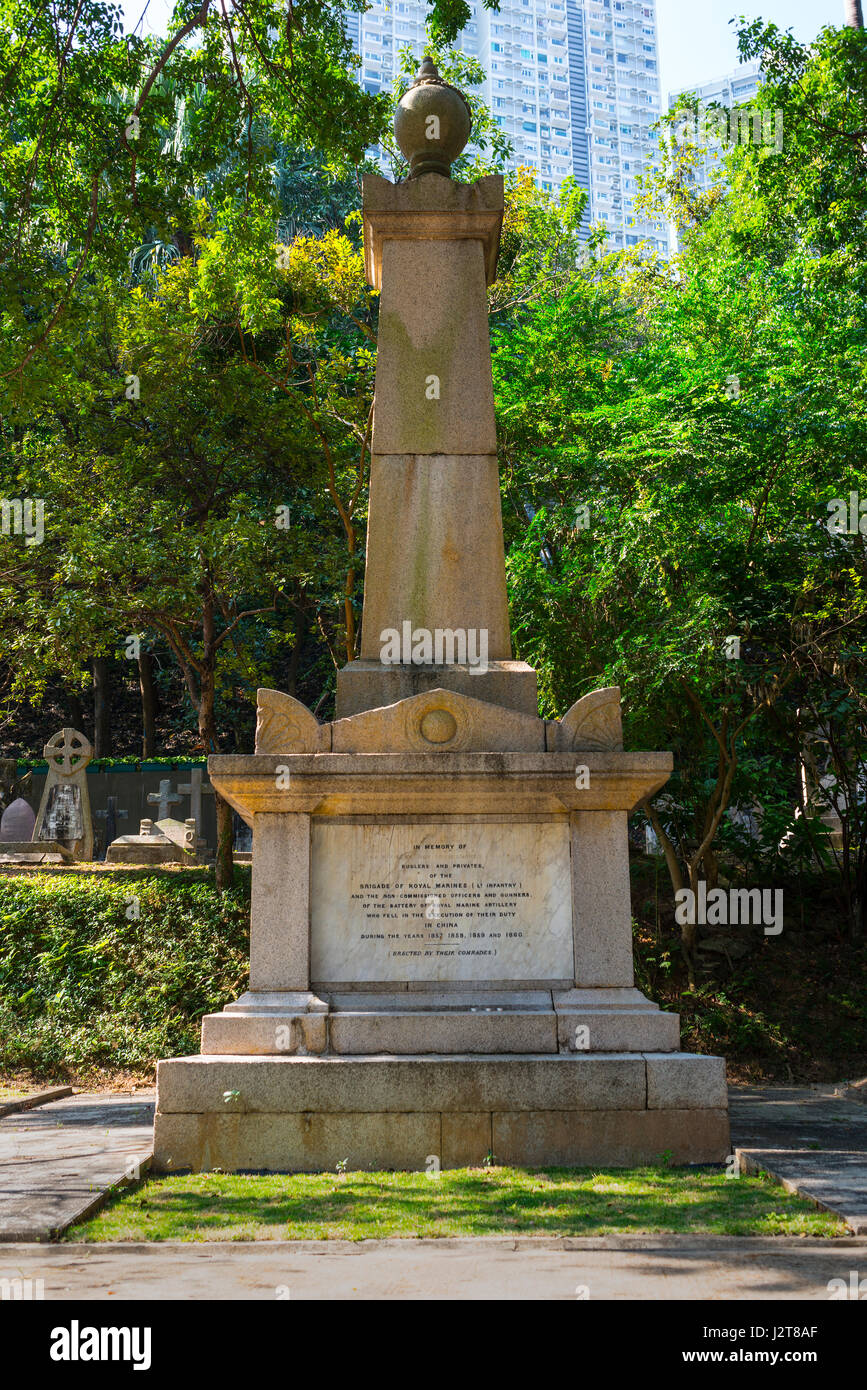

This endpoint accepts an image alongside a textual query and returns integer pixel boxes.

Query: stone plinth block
[154,1111,440,1175]
[156,1054,647,1115]
[201,1012,328,1056]
[336,660,538,719]
[645,1053,728,1110]
[491,1109,731,1167]
[329,1011,559,1055]
[360,455,510,657]
[556,1009,680,1054]
[152,1053,730,1171]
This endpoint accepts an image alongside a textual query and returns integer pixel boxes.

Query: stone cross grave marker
[147,778,182,822]
[95,796,129,857]
[177,768,214,836]
[34,728,94,860]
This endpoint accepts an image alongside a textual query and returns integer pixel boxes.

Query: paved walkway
[731,1086,867,1235]
[0,1235,864,1300]
[0,1093,153,1241]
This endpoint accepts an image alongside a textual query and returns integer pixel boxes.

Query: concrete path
[0,1093,154,1242]
[0,1235,864,1299]
[731,1086,867,1235]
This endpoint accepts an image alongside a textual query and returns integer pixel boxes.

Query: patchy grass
[0,1082,32,1100]
[73,1165,844,1241]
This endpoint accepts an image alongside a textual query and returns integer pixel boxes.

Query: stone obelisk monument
[152,62,728,1172]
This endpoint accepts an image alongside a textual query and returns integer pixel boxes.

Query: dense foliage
[0,871,250,1077]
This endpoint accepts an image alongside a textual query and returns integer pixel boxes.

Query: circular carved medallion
[419,709,458,744]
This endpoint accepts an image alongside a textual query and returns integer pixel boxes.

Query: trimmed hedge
[0,871,250,1081]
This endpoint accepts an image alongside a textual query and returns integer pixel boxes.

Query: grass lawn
[74,1165,843,1241]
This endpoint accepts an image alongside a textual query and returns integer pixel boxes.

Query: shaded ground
[1,1234,863,1300]
[631,858,867,1086]
[0,1093,153,1241]
[731,1085,867,1234]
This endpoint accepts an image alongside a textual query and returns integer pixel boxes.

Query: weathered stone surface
[336,659,538,719]
[249,814,311,993]
[328,989,554,1009]
[645,1053,728,1110]
[105,834,183,865]
[492,1108,731,1167]
[552,987,658,1011]
[0,797,36,842]
[0,843,72,863]
[153,1111,438,1174]
[442,1112,493,1168]
[151,1103,731,1173]
[224,990,328,1015]
[360,455,510,659]
[363,172,503,289]
[207,751,674,821]
[155,1055,647,1115]
[154,817,197,853]
[33,727,94,861]
[255,689,330,754]
[310,819,573,984]
[332,688,545,755]
[372,243,495,456]
[547,687,624,752]
[556,1010,680,1054]
[201,1012,328,1056]
[570,810,635,987]
[329,1011,558,1055]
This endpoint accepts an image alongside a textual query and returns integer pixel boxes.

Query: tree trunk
[138,651,157,758]
[197,636,234,892]
[65,686,86,734]
[92,658,111,757]
[844,0,864,28]
[214,792,235,892]
[285,601,308,698]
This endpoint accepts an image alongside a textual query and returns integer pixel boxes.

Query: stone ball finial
[394,57,472,178]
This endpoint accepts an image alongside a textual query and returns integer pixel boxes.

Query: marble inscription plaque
[311,821,573,982]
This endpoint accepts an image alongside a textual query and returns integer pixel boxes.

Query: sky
[121,0,846,100]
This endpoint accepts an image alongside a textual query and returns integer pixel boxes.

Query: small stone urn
[394,57,472,178]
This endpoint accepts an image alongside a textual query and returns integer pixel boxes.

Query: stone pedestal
[152,77,728,1172]
[153,715,729,1171]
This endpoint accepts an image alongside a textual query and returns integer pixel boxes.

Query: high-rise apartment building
[667,62,763,196]
[347,0,668,255]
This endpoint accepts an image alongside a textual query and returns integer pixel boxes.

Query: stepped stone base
[152,1052,729,1172]
[198,987,682,1056]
